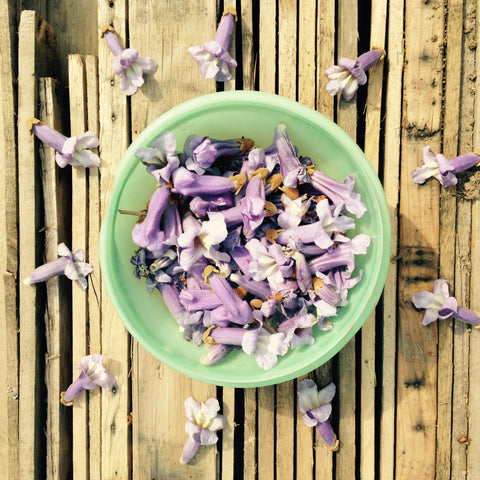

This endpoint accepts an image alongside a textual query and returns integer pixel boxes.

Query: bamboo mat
[1,1,480,478]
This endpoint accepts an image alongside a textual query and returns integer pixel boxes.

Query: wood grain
[335,1,358,478]
[39,77,72,480]
[18,11,56,480]
[97,2,131,478]
[380,0,404,477]
[0,0,19,478]
[85,54,102,480]
[396,1,444,478]
[128,2,216,478]
[68,53,90,480]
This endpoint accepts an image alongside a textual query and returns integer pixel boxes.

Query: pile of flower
[127,123,370,370]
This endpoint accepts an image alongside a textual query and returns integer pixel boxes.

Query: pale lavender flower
[278,312,317,348]
[172,167,237,196]
[24,243,93,290]
[188,8,237,82]
[254,328,290,370]
[325,49,383,102]
[135,131,178,175]
[179,289,223,312]
[208,273,253,326]
[277,193,312,229]
[189,194,233,217]
[273,122,305,188]
[180,397,226,464]
[310,171,367,218]
[61,354,115,405]
[297,379,339,450]
[241,175,266,240]
[131,186,170,252]
[101,25,157,96]
[177,212,230,271]
[412,279,480,326]
[245,239,293,292]
[29,118,100,168]
[200,344,234,365]
[185,135,250,174]
[411,146,479,187]
[210,324,262,355]
[230,272,272,300]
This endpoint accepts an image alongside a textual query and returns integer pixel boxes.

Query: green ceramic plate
[99,90,391,387]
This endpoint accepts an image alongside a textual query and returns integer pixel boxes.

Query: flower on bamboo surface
[101,25,157,96]
[297,378,339,451]
[188,7,237,82]
[61,354,115,405]
[412,279,480,326]
[411,146,480,187]
[180,396,226,464]
[24,243,93,290]
[28,117,100,168]
[325,48,384,102]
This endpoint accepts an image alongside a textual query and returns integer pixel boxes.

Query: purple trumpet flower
[241,148,267,177]
[277,193,312,229]
[209,324,262,355]
[161,201,182,247]
[177,212,229,271]
[135,130,177,168]
[325,48,384,102]
[412,279,480,326]
[307,234,370,274]
[242,175,266,240]
[200,344,234,366]
[101,25,157,96]
[230,272,273,300]
[190,193,233,217]
[180,397,227,464]
[61,354,115,405]
[411,146,479,187]
[278,312,317,349]
[172,167,237,196]
[310,171,367,218]
[179,289,223,312]
[29,118,100,168]
[273,123,305,188]
[317,268,363,307]
[254,328,290,370]
[24,243,93,290]
[245,239,294,292]
[292,251,313,293]
[207,273,253,325]
[297,379,339,450]
[229,246,252,276]
[131,186,170,252]
[188,7,237,82]
[185,135,251,174]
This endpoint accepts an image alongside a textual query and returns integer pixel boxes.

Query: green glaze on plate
[99,90,391,387]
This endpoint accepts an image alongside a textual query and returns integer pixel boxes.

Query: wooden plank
[127,2,217,478]
[361,1,387,478]
[451,2,476,475]
[243,388,257,480]
[257,387,275,480]
[335,1,358,478]
[276,2,297,479]
[396,1,444,478]
[295,2,317,479]
[436,2,462,478]
[39,77,72,480]
[68,54,89,480]
[46,0,98,86]
[240,0,255,90]
[379,0,403,477]
[316,0,335,120]
[0,0,19,478]
[85,54,102,480]
[18,11,56,480]
[468,22,480,478]
[314,2,335,477]
[97,2,131,478]
[221,387,236,480]
[259,0,276,95]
